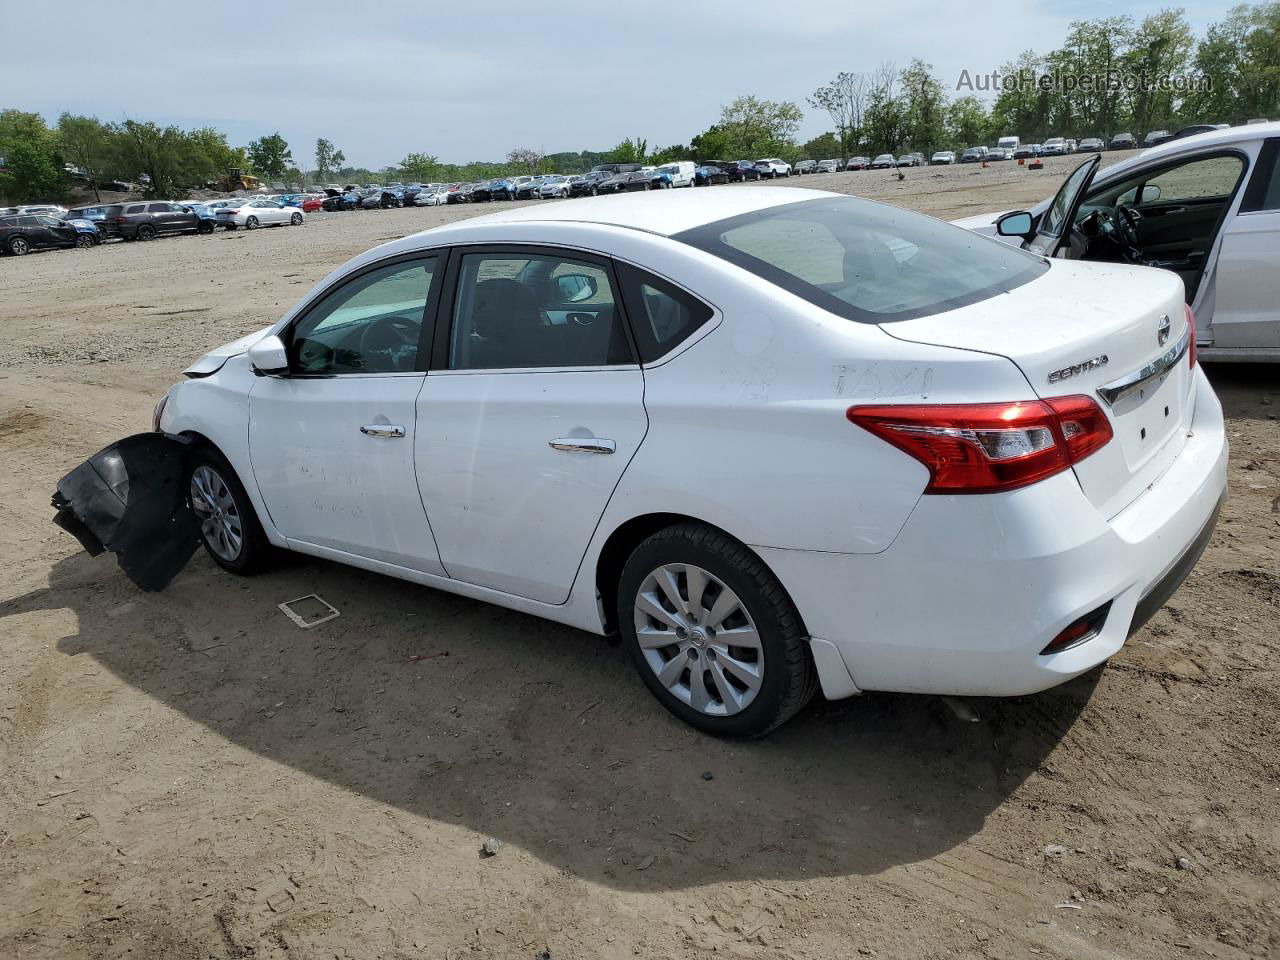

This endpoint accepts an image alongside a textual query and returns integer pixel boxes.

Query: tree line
[2,4,1275,203]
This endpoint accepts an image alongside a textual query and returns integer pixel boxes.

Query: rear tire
[8,236,31,255]
[186,447,270,576]
[618,523,817,738]
[136,224,157,241]
[245,216,259,230]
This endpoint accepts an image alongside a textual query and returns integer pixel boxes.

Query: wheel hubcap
[633,563,763,717]
[189,465,243,562]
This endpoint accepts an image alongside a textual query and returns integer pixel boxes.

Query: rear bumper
[760,366,1228,699]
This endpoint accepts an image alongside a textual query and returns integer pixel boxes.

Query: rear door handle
[549,437,616,454]
[360,424,406,438]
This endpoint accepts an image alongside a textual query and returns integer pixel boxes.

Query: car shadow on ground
[1203,362,1277,423]
[4,547,1098,892]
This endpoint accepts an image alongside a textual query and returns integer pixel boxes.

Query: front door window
[289,258,437,375]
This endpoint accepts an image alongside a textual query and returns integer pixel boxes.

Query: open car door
[1021,155,1102,258]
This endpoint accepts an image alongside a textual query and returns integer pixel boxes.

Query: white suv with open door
[54,189,1227,738]
[956,122,1280,361]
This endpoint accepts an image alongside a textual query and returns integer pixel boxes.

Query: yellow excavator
[212,168,260,192]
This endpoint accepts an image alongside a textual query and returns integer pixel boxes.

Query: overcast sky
[10,0,1238,169]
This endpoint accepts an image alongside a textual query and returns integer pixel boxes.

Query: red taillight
[113,216,129,223]
[847,396,1113,494]
[1185,303,1196,368]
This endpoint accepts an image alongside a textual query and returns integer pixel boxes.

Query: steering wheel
[1116,204,1144,253]
[1091,207,1144,264]
[358,315,417,362]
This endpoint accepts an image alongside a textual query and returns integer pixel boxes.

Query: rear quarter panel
[567,229,1038,556]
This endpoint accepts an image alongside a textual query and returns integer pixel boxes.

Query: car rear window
[675,196,1048,324]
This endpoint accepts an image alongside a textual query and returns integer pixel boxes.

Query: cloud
[7,0,1238,168]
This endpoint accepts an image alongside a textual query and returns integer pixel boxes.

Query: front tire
[187,448,270,575]
[618,523,817,738]
[75,234,95,248]
[290,212,303,225]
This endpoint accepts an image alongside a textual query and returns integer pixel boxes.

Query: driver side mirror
[555,273,598,303]
[996,211,1035,239]
[247,334,289,375]
[1138,184,1162,203]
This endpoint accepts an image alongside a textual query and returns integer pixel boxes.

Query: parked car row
[0,195,309,256]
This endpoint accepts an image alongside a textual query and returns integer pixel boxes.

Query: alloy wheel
[633,563,763,717]
[9,237,30,255]
[190,465,244,562]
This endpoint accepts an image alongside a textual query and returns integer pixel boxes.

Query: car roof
[415,186,835,239]
[1097,120,1280,183]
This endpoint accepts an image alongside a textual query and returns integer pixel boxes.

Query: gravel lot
[1,156,1277,960]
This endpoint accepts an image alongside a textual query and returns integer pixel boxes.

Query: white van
[997,135,1020,152]
[658,160,696,187]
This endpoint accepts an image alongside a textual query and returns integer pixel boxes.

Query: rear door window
[615,262,713,362]
[447,251,633,371]
[1241,139,1280,212]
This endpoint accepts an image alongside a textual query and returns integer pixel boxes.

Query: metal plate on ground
[278,594,340,629]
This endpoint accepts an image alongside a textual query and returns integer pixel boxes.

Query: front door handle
[360,424,406,438]
[549,437,616,454]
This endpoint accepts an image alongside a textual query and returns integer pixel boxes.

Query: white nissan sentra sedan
[55,188,1227,737]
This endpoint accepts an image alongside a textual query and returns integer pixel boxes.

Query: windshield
[676,196,1047,323]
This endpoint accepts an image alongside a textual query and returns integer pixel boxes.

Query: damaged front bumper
[52,433,200,591]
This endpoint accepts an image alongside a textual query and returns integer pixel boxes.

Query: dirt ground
[1,156,1277,960]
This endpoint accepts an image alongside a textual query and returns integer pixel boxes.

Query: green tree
[944,96,990,147]
[505,147,545,172]
[187,127,246,177]
[809,72,868,162]
[314,138,345,181]
[862,63,907,153]
[718,95,803,157]
[247,132,292,182]
[647,143,695,164]
[990,50,1047,139]
[690,125,736,161]
[0,109,53,157]
[0,138,66,204]
[400,152,440,181]
[801,132,842,159]
[1186,3,1280,124]
[608,138,648,164]
[1121,9,1194,132]
[106,120,211,198]
[900,59,947,154]
[56,113,110,200]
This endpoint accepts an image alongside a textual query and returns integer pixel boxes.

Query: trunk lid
[882,258,1195,518]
